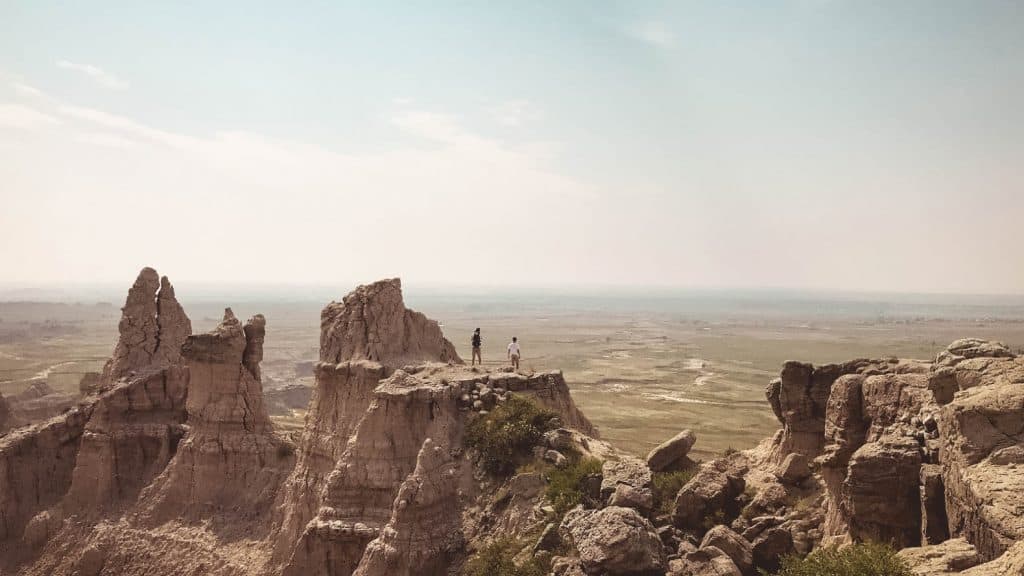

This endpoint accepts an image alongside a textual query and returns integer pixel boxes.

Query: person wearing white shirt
[507,337,521,370]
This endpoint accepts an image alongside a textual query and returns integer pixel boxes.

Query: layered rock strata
[138,310,291,527]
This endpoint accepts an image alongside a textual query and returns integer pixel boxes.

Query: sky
[0,1,1022,294]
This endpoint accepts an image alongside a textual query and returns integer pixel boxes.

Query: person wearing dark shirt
[471,328,482,366]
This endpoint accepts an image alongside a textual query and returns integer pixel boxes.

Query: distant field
[3,290,1023,458]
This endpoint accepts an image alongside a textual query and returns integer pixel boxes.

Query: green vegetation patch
[461,538,549,576]
[770,542,913,576]
[652,468,696,515]
[466,395,558,476]
[546,456,603,516]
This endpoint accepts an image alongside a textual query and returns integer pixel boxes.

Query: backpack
[472,333,481,348]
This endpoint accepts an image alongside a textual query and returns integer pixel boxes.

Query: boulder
[672,462,745,530]
[602,457,654,514]
[776,453,810,484]
[647,429,697,472]
[751,527,793,574]
[700,525,753,576]
[560,506,666,575]
[668,546,742,576]
[897,538,982,575]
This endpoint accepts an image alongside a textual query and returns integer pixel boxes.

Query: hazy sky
[1,1,1022,293]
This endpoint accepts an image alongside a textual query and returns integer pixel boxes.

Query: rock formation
[100,267,191,385]
[0,393,15,434]
[351,439,464,576]
[137,310,292,530]
[319,278,460,367]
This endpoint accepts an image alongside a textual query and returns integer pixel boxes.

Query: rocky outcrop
[940,359,1024,561]
[319,279,460,367]
[0,407,90,545]
[62,366,188,515]
[560,506,666,575]
[101,268,191,385]
[352,439,464,576]
[768,359,895,463]
[281,368,466,576]
[2,269,195,562]
[271,361,386,559]
[244,313,267,381]
[928,340,1022,405]
[0,393,16,434]
[816,367,939,547]
[489,370,598,437]
[138,310,291,529]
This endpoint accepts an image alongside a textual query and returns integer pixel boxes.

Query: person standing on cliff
[471,328,482,366]
[507,336,521,370]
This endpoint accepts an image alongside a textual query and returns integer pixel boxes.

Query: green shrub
[546,456,603,516]
[461,538,548,576]
[702,508,726,531]
[652,469,696,515]
[466,395,558,475]
[769,542,913,576]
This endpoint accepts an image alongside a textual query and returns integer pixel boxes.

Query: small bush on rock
[652,469,696,515]
[466,395,557,475]
[546,456,603,515]
[770,542,913,576]
[461,538,548,576]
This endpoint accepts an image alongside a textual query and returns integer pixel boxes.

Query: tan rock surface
[138,310,291,530]
[352,439,465,576]
[101,268,191,385]
[319,278,460,367]
[560,506,666,575]
[647,429,697,472]
[940,363,1024,560]
[898,537,982,575]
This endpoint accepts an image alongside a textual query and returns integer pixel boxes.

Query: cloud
[625,21,675,48]
[56,60,130,90]
[75,132,138,149]
[487,100,540,127]
[56,104,195,147]
[0,104,62,129]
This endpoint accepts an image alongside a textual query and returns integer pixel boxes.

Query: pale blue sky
[1,1,1022,292]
